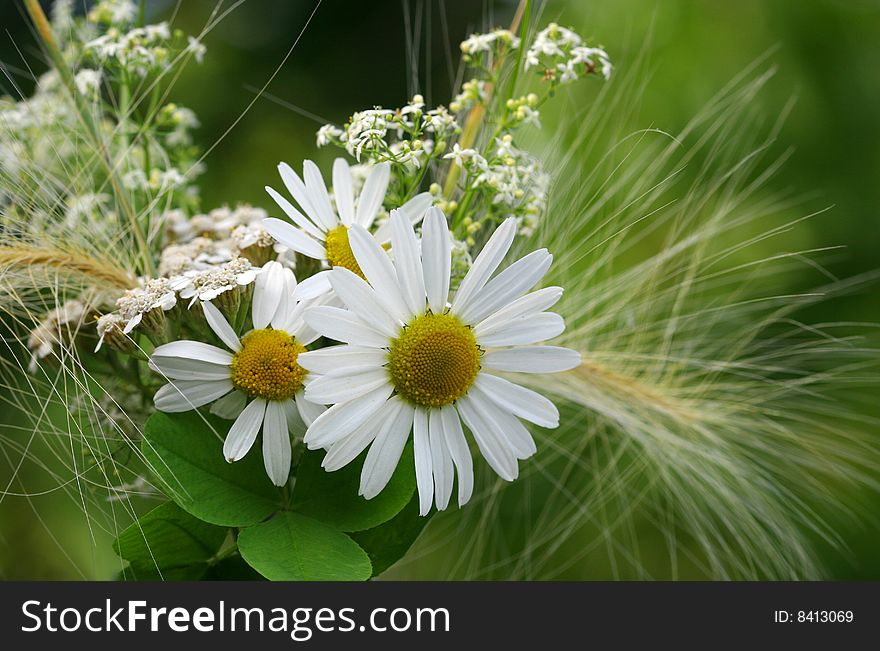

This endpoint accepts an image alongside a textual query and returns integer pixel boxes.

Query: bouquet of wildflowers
[1,0,877,580]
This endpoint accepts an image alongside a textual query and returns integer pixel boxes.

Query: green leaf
[203,555,266,581]
[351,493,431,576]
[238,512,372,581]
[142,411,280,527]
[113,501,228,576]
[292,443,415,532]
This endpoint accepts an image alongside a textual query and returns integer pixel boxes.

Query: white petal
[474,373,560,428]
[122,312,142,334]
[303,384,394,449]
[262,400,292,486]
[360,397,414,499]
[278,162,325,231]
[373,192,433,243]
[428,408,454,511]
[284,398,307,435]
[297,344,387,375]
[251,260,285,330]
[292,270,333,301]
[483,346,581,373]
[347,225,410,323]
[355,162,390,227]
[210,390,247,419]
[271,267,297,330]
[295,389,325,427]
[389,210,426,317]
[413,409,434,516]
[303,160,338,230]
[149,341,232,381]
[265,185,325,240]
[475,286,563,335]
[322,403,391,472]
[305,367,390,404]
[332,158,355,226]
[468,385,536,459]
[456,393,518,481]
[153,379,233,413]
[477,312,565,347]
[440,404,474,506]
[152,340,233,365]
[451,217,517,315]
[223,398,267,462]
[263,218,326,260]
[328,268,400,336]
[421,207,452,313]
[459,249,553,324]
[149,357,231,381]
[303,306,389,347]
[201,301,241,352]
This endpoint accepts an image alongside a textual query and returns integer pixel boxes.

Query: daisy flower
[298,209,580,514]
[262,157,433,299]
[149,261,326,486]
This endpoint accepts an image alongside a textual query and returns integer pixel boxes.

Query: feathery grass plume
[385,49,879,579]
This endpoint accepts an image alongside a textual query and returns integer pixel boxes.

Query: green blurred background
[1,0,878,579]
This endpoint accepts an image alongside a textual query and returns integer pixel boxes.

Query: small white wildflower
[345,109,393,160]
[95,312,128,352]
[571,45,613,80]
[316,124,344,147]
[158,237,234,277]
[231,223,276,251]
[88,0,138,26]
[171,257,260,304]
[460,28,520,55]
[116,277,177,334]
[186,36,207,64]
[122,169,148,191]
[444,143,479,164]
[525,24,612,81]
[28,300,88,371]
[74,69,102,96]
[423,106,459,135]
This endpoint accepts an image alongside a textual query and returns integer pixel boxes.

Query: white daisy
[299,208,580,514]
[262,157,433,300]
[149,261,327,486]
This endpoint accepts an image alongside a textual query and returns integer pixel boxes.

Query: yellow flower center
[230,329,307,401]
[325,225,365,279]
[388,312,481,408]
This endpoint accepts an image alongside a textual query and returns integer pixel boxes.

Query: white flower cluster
[460,28,521,56]
[164,204,266,242]
[74,69,102,96]
[156,103,200,147]
[114,277,177,335]
[444,136,549,237]
[525,23,612,82]
[27,299,89,371]
[94,202,279,346]
[318,95,460,167]
[170,256,260,305]
[157,237,233,277]
[87,0,138,26]
[85,23,174,76]
[0,6,205,232]
[450,78,489,113]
